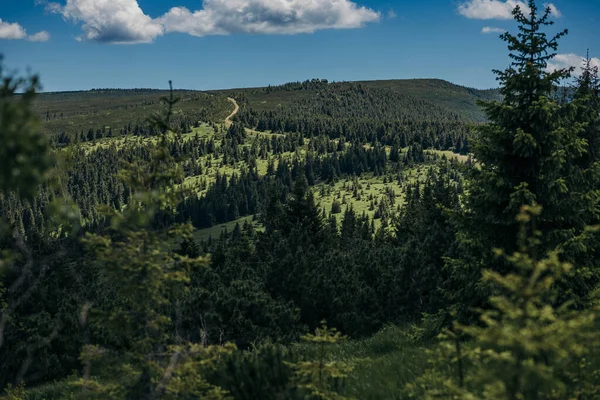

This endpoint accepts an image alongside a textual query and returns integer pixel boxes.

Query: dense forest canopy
[215,78,501,121]
[1,1,600,398]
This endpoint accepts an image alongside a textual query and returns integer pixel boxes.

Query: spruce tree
[572,52,600,164]
[450,0,600,315]
[77,86,232,398]
[410,206,600,399]
[467,0,573,247]
[0,58,52,199]
[555,53,600,303]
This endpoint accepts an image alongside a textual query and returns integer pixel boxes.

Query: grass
[182,142,451,235]
[314,176,403,228]
[429,149,469,163]
[193,215,261,242]
[16,325,429,400]
[313,161,435,229]
[33,89,232,136]
[77,122,217,153]
[293,325,430,400]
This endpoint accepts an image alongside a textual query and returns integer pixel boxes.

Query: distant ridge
[214,78,502,122]
[33,78,503,136]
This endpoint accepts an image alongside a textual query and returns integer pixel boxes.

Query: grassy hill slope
[32,89,232,135]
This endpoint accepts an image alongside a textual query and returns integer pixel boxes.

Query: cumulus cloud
[27,31,51,42]
[458,0,560,20]
[160,0,380,37]
[481,26,505,33]
[547,53,600,75]
[45,0,164,43]
[0,19,28,39]
[0,18,50,41]
[44,0,380,43]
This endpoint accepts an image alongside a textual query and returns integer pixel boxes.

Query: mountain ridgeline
[36,79,499,151]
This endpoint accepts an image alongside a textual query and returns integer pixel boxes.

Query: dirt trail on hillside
[225,98,239,127]
[223,98,283,138]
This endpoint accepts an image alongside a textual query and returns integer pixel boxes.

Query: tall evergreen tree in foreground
[557,53,600,303]
[0,58,52,199]
[447,0,600,317]
[572,53,600,164]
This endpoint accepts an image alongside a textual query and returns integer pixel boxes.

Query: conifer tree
[282,174,325,240]
[288,321,354,400]
[77,85,233,399]
[409,205,600,399]
[451,0,600,314]
[556,53,600,303]
[0,59,66,389]
[572,52,600,163]
[0,57,52,199]
[467,0,576,248]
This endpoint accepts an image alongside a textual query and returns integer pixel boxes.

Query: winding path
[225,97,239,127]
[223,97,281,137]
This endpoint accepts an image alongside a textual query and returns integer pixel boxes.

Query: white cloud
[0,19,28,40]
[481,26,505,33]
[387,9,397,19]
[547,53,600,75]
[0,18,51,41]
[458,0,527,19]
[458,0,560,20]
[27,31,51,42]
[159,0,381,37]
[46,0,164,43]
[44,0,380,43]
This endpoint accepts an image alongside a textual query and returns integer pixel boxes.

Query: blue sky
[0,0,598,92]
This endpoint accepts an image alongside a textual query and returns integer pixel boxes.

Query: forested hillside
[217,78,500,121]
[215,78,498,153]
[35,77,495,151]
[1,1,600,399]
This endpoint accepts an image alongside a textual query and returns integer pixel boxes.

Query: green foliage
[3,2,600,395]
[450,0,600,321]
[209,343,302,400]
[288,322,354,400]
[0,57,52,199]
[75,84,230,399]
[330,200,342,215]
[217,78,499,122]
[228,80,473,153]
[409,205,600,399]
[2,384,26,400]
[393,163,462,317]
[0,58,73,391]
[573,52,600,155]
[468,0,577,244]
